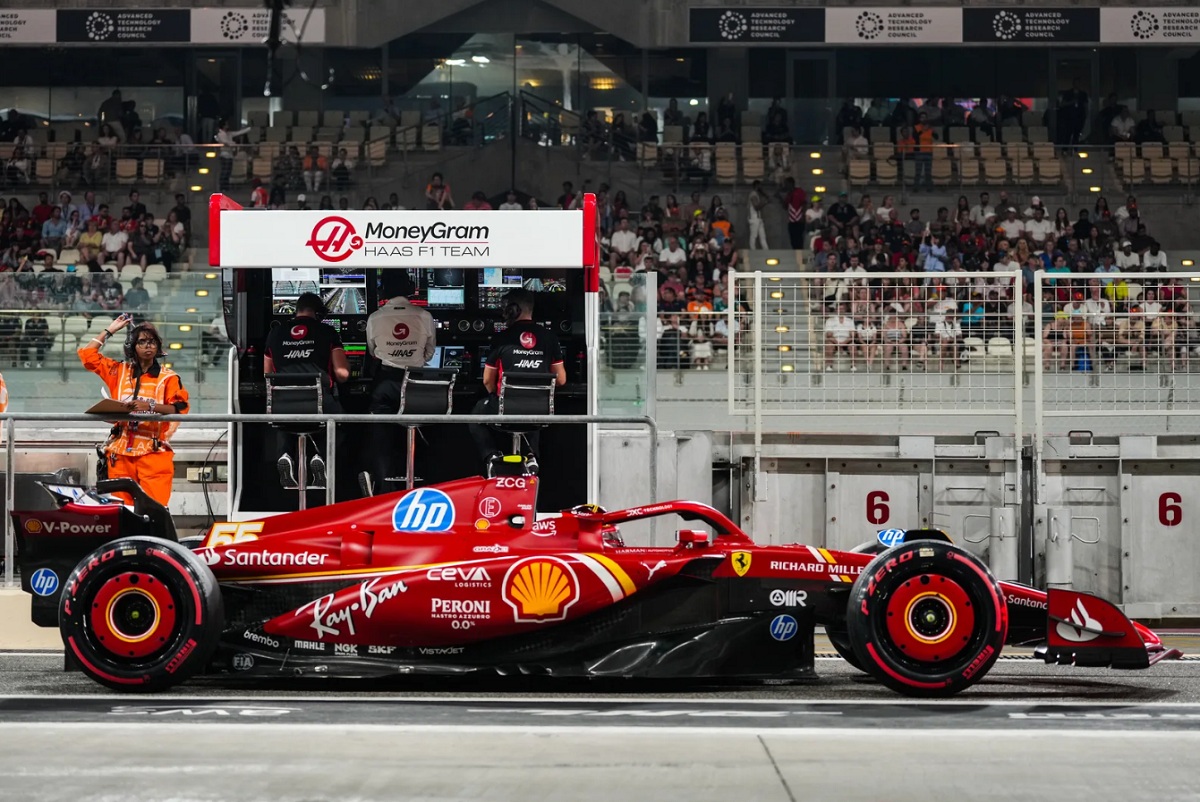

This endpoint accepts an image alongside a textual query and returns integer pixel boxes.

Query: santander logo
[290,324,308,338]
[393,322,410,339]
[306,216,363,263]
[519,331,537,349]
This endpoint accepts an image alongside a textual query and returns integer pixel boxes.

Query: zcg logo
[393,488,456,532]
[307,216,364,263]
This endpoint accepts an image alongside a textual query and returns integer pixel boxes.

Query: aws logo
[392,488,455,532]
[502,557,579,623]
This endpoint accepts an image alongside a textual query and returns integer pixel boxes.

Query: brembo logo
[307,216,364,263]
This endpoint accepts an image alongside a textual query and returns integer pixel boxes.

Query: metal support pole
[1033,270,1045,505]
[296,435,308,512]
[4,417,13,588]
[325,420,336,507]
[753,272,765,501]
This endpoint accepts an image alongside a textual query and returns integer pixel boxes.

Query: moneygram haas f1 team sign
[208,193,598,270]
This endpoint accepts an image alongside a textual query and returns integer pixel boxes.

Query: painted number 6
[866,491,890,525]
[1159,492,1183,527]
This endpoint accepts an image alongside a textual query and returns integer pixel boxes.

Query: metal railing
[1,411,659,588]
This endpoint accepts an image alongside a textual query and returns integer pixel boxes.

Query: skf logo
[204,522,264,548]
[24,519,43,534]
[392,322,409,339]
[503,557,579,623]
[519,331,537,349]
[290,324,308,339]
[306,216,363,263]
[731,551,752,576]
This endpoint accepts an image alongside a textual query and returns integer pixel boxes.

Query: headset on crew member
[358,271,437,497]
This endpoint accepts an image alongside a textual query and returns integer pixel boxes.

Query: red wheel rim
[88,572,178,659]
[883,574,975,663]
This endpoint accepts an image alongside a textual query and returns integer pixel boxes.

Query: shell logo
[24,519,42,534]
[502,557,579,623]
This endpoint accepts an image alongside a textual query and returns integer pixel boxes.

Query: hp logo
[877,528,906,548]
[30,568,60,597]
[769,614,798,642]
[392,488,456,533]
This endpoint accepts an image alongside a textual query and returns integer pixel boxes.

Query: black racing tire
[845,540,1007,698]
[59,537,223,692]
[824,625,865,672]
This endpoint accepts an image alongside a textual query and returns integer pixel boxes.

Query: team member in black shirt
[468,288,566,473]
[264,292,349,488]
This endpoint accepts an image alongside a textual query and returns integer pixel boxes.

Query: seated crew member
[263,292,349,489]
[78,313,189,506]
[468,288,566,474]
[358,271,437,496]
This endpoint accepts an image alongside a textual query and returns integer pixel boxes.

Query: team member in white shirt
[359,272,437,497]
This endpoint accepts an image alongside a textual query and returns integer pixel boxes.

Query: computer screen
[480,268,523,310]
[270,268,319,315]
[429,345,465,370]
[319,268,367,315]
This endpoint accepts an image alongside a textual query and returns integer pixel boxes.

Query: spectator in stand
[124,277,150,310]
[63,210,84,252]
[40,207,67,255]
[215,118,253,190]
[1110,107,1135,143]
[746,181,768,250]
[912,113,935,191]
[77,218,103,263]
[969,192,995,228]
[330,148,355,192]
[463,191,492,211]
[845,127,869,160]
[609,217,639,269]
[498,190,522,211]
[425,172,454,210]
[250,177,269,208]
[1135,111,1164,145]
[1144,242,1168,271]
[996,208,1025,240]
[124,221,157,269]
[99,220,128,269]
[824,303,857,370]
[21,313,50,369]
[302,144,328,192]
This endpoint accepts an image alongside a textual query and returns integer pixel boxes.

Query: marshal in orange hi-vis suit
[79,316,189,505]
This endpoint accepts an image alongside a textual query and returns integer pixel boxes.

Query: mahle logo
[307,216,363,263]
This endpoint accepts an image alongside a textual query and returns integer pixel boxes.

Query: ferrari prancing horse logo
[731,551,752,577]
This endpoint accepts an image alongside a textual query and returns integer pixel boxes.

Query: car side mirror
[676,529,712,548]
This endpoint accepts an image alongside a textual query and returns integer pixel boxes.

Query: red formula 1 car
[11,460,1183,696]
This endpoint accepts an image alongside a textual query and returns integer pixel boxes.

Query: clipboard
[85,399,130,415]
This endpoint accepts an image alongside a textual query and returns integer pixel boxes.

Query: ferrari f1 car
[12,460,1183,697]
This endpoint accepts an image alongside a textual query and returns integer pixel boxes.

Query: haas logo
[290,324,308,339]
[392,322,410,339]
[306,216,364,263]
[519,331,537,349]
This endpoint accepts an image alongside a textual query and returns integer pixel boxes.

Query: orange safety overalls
[80,349,189,505]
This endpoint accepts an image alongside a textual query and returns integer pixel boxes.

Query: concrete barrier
[0,589,62,650]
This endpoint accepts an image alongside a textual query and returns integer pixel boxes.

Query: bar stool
[490,374,557,465]
[265,374,325,511]
[383,368,458,491]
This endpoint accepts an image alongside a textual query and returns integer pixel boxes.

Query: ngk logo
[392,322,410,339]
[306,216,364,263]
[519,331,537,349]
[290,324,308,339]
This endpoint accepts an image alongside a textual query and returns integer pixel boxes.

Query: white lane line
[4,694,1200,708]
[1,722,1199,737]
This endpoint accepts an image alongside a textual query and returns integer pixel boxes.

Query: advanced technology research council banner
[1101,8,1200,44]
[825,8,962,45]
[688,7,824,44]
[962,8,1100,43]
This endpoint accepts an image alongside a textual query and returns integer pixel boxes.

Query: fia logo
[877,528,906,548]
[769,614,798,642]
[29,567,59,597]
[392,488,455,532]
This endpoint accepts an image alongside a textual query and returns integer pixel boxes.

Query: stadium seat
[848,160,870,185]
[142,159,164,184]
[1150,159,1174,184]
[115,158,138,184]
[875,159,897,184]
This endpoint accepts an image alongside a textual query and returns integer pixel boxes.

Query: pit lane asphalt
[4,646,1200,802]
